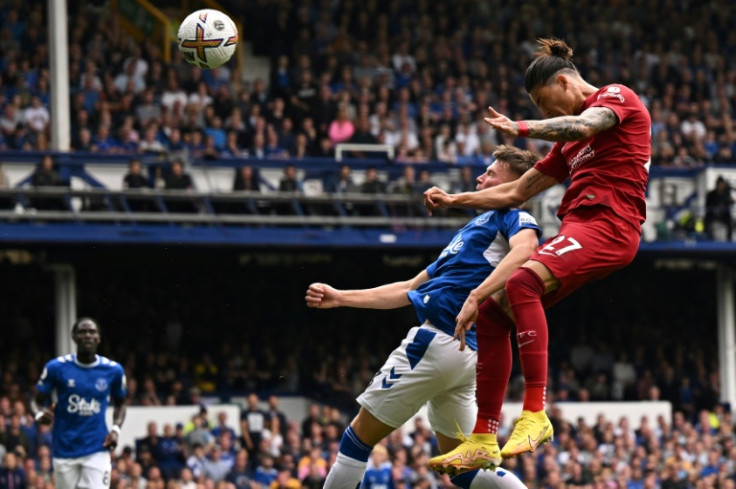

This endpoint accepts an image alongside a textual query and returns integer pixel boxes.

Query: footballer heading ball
[178,9,238,69]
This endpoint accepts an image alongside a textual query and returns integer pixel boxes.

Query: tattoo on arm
[526,108,618,141]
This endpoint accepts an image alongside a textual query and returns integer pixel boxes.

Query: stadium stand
[1,0,736,487]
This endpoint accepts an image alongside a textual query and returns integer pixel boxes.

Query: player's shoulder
[46,354,75,369]
[97,355,124,371]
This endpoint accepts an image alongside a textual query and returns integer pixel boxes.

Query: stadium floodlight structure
[47,0,76,355]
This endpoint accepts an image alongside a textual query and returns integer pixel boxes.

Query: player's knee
[506,267,545,302]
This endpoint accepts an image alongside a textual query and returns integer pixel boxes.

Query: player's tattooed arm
[523,170,557,195]
[523,107,618,141]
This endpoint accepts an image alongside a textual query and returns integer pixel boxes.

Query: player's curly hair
[492,145,539,176]
[524,38,579,93]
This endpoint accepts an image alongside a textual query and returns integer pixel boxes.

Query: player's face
[529,76,577,118]
[476,160,514,190]
[72,321,101,353]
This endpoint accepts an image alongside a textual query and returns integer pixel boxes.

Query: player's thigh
[358,325,470,430]
[532,215,639,302]
[427,347,478,439]
[54,457,84,489]
[350,407,396,447]
[78,451,112,489]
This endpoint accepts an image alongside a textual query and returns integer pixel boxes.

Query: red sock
[506,267,548,412]
[473,298,515,434]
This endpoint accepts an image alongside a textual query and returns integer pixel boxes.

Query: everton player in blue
[32,318,127,489]
[305,145,540,489]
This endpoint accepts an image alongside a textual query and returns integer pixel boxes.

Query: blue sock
[451,470,480,489]
[339,426,373,462]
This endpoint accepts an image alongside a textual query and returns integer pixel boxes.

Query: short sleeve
[36,361,57,395]
[111,364,128,400]
[425,261,438,278]
[533,142,568,183]
[588,84,638,126]
[501,210,542,241]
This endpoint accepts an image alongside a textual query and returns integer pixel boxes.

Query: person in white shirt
[23,96,50,133]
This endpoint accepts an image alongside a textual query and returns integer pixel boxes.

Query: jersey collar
[73,354,100,368]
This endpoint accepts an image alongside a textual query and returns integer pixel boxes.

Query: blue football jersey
[36,354,127,458]
[407,209,541,350]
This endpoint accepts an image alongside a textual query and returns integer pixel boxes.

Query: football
[177,9,238,69]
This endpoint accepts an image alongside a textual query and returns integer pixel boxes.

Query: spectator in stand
[226,449,253,489]
[0,452,26,489]
[30,154,65,210]
[203,444,233,483]
[22,96,49,134]
[233,165,260,193]
[139,124,167,156]
[326,164,359,194]
[328,104,355,147]
[123,159,150,189]
[360,167,387,194]
[278,164,303,193]
[704,176,734,241]
[241,393,267,461]
[165,160,194,191]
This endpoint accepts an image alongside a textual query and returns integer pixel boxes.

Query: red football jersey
[533,84,651,231]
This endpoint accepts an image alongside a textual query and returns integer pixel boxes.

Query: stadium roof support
[716,267,736,412]
[48,0,70,151]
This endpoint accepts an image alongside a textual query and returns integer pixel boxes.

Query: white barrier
[106,398,671,454]
[105,404,241,455]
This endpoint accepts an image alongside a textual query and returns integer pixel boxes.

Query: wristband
[34,411,45,422]
[110,425,121,436]
[516,121,529,137]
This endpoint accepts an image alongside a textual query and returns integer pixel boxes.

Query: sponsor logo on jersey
[519,213,538,225]
[67,394,101,416]
[569,144,595,171]
[440,234,464,258]
[95,378,108,391]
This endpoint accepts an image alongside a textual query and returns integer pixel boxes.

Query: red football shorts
[532,206,641,308]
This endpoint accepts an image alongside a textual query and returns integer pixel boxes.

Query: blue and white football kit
[357,209,541,438]
[36,354,126,489]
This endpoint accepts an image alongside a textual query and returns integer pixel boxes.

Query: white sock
[452,468,528,489]
[324,452,369,489]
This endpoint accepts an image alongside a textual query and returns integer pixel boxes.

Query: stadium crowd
[1,0,736,487]
[1,0,736,175]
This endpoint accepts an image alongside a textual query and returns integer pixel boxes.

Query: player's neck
[76,352,97,364]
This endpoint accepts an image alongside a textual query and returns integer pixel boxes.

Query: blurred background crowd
[1,0,736,487]
[2,0,736,167]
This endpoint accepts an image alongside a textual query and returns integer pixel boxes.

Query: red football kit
[533,83,651,305]
[473,84,652,426]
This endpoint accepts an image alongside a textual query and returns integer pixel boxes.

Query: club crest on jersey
[474,213,490,226]
[68,379,75,388]
[95,378,108,391]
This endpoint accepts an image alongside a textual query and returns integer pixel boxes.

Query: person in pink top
[328,104,355,146]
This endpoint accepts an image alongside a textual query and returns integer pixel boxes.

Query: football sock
[451,467,528,489]
[324,426,373,489]
[506,267,548,412]
[474,298,515,433]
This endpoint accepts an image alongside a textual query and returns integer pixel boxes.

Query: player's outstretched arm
[425,168,557,213]
[31,393,54,425]
[483,105,618,142]
[305,270,430,310]
[104,397,127,450]
[454,228,539,350]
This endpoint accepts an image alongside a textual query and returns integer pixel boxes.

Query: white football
[178,9,238,69]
